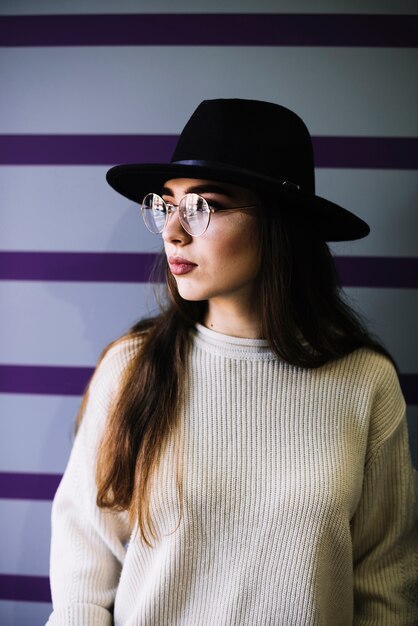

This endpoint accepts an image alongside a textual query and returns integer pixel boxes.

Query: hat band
[172,159,301,192]
[172,158,248,172]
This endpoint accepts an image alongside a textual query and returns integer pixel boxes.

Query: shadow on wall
[45,200,164,364]
[13,203,165,624]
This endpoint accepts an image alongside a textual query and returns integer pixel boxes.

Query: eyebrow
[161,183,236,199]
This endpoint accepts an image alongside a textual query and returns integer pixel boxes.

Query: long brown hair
[78,195,394,547]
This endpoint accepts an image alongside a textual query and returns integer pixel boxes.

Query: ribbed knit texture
[47,324,418,625]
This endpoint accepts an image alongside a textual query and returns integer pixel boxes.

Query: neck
[203,297,262,339]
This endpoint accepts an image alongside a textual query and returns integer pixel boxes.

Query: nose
[162,205,192,245]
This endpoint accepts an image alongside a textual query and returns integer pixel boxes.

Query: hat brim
[106,162,369,242]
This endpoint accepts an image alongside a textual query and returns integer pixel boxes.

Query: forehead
[162,178,257,199]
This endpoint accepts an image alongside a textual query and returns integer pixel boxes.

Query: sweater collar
[193,322,276,360]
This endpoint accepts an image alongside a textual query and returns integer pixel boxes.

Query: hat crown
[106,97,370,241]
[171,98,315,193]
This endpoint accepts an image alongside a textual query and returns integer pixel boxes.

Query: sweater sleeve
[45,342,135,626]
[351,358,418,625]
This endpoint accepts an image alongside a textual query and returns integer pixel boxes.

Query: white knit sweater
[47,323,418,625]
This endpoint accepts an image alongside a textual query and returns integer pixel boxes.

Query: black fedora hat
[106,98,369,241]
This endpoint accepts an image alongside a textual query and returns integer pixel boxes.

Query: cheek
[206,217,260,274]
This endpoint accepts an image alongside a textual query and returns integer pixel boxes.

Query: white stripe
[344,287,418,372]
[0,281,416,372]
[0,281,159,366]
[0,393,416,477]
[0,601,51,625]
[0,500,51,575]
[0,166,162,254]
[0,394,78,473]
[322,170,418,258]
[1,0,416,15]
[0,47,417,135]
[1,167,417,257]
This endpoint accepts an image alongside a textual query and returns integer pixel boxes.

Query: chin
[177,288,209,302]
[174,280,210,302]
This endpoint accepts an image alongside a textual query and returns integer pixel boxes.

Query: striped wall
[0,1,417,624]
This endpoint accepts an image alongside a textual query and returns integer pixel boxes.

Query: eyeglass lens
[141,193,210,236]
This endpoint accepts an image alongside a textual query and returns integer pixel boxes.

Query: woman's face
[161,178,261,306]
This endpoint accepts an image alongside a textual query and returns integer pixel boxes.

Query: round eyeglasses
[141,193,258,237]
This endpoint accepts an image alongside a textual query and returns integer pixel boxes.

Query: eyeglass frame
[140,192,259,237]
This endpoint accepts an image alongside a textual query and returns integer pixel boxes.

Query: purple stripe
[0,135,417,169]
[0,251,157,282]
[0,365,417,404]
[400,374,418,407]
[334,257,418,289]
[1,252,417,288]
[0,14,417,47]
[0,364,93,396]
[313,137,418,170]
[0,472,61,501]
[0,574,51,603]
[0,135,178,166]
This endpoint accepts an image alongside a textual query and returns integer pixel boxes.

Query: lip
[168,255,198,276]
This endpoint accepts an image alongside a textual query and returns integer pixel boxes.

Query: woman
[47,99,418,625]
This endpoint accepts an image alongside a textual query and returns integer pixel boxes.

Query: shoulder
[324,347,401,394]
[98,334,144,377]
[89,334,144,403]
[343,347,402,400]
[337,348,406,461]
[76,334,144,435]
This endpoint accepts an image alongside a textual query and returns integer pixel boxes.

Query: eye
[194,196,207,212]
[204,198,224,211]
